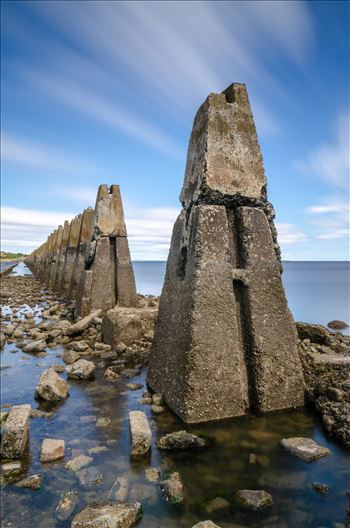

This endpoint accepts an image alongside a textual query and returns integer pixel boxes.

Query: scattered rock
[204,497,230,514]
[129,411,152,457]
[65,454,93,472]
[55,491,79,521]
[157,430,206,450]
[96,417,111,428]
[0,332,5,348]
[311,482,329,494]
[88,445,109,455]
[145,468,160,482]
[235,489,273,511]
[51,364,66,373]
[35,367,69,402]
[40,438,65,463]
[0,404,31,459]
[160,472,185,505]
[16,474,42,490]
[116,342,127,353]
[0,411,9,423]
[71,502,142,528]
[76,466,104,488]
[1,461,22,478]
[67,309,102,336]
[63,349,82,364]
[66,359,95,380]
[70,340,89,352]
[23,339,46,353]
[296,322,331,345]
[327,320,348,330]
[108,476,129,501]
[280,437,331,462]
[127,383,143,391]
[152,393,163,405]
[192,522,222,528]
[104,367,119,381]
[121,368,140,378]
[151,404,165,414]
[30,409,53,419]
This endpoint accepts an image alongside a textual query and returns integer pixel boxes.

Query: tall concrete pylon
[148,83,305,424]
[75,185,137,316]
[68,208,94,300]
[48,226,63,287]
[60,214,82,295]
[53,220,70,291]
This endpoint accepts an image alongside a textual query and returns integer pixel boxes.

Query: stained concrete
[148,83,305,423]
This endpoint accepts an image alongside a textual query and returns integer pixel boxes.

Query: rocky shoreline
[1,269,349,527]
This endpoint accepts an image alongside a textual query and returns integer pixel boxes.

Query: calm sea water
[134,261,350,334]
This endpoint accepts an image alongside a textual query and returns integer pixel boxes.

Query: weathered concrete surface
[69,208,94,300]
[148,83,305,423]
[53,220,70,291]
[48,227,63,287]
[129,410,152,457]
[102,306,157,348]
[75,185,137,317]
[60,215,82,295]
[0,404,31,459]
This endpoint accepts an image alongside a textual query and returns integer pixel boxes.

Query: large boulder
[0,404,31,459]
[102,306,157,348]
[66,359,95,380]
[296,323,331,345]
[129,411,152,457]
[35,367,69,402]
[71,502,142,528]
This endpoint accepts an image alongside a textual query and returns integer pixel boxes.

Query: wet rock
[129,411,152,457]
[66,359,95,380]
[152,393,163,405]
[88,445,109,455]
[127,383,143,391]
[76,466,104,488]
[0,404,31,459]
[235,489,273,511]
[0,332,5,348]
[96,417,111,428]
[157,430,206,450]
[121,368,141,378]
[104,367,120,381]
[107,476,129,501]
[65,454,93,472]
[280,437,331,462]
[192,522,222,528]
[100,350,118,360]
[145,468,160,482]
[328,320,348,330]
[0,411,9,423]
[63,349,81,364]
[94,342,111,351]
[139,396,152,405]
[71,502,142,528]
[1,461,22,478]
[204,497,230,514]
[16,474,42,490]
[40,438,65,463]
[23,338,46,353]
[55,491,79,521]
[116,342,127,353]
[296,322,331,345]
[30,409,54,419]
[70,340,89,352]
[151,405,165,414]
[160,472,185,505]
[67,309,102,336]
[35,367,68,402]
[3,324,14,336]
[51,364,66,373]
[311,482,329,494]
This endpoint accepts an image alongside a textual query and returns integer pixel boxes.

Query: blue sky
[1,0,349,260]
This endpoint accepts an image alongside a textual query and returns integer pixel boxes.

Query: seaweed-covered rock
[157,430,206,450]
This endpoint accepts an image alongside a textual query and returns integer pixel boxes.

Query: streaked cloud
[276,223,309,245]
[305,200,349,242]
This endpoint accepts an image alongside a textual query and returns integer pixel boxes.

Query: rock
[1,461,22,478]
[121,368,141,378]
[157,430,206,450]
[311,482,329,494]
[235,489,273,511]
[51,364,66,373]
[55,491,79,521]
[23,338,46,353]
[145,468,160,482]
[100,350,118,360]
[88,445,108,455]
[296,322,331,345]
[107,476,129,501]
[328,320,348,330]
[160,472,185,505]
[152,393,163,405]
[0,404,31,459]
[104,367,120,381]
[127,383,143,391]
[66,359,95,380]
[204,497,230,514]
[35,367,68,402]
[192,522,222,528]
[65,454,93,472]
[67,309,102,336]
[76,466,104,488]
[16,474,42,490]
[0,411,9,423]
[94,342,111,351]
[63,349,81,364]
[102,306,157,347]
[30,409,54,418]
[129,411,152,457]
[40,438,65,463]
[3,324,14,336]
[96,417,111,428]
[280,437,331,462]
[71,340,89,352]
[71,502,142,528]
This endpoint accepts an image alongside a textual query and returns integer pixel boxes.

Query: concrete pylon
[75,185,137,317]
[53,220,70,291]
[38,234,52,282]
[48,226,63,287]
[148,83,305,424]
[60,214,82,295]
[69,208,94,300]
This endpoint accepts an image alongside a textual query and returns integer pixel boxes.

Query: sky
[1,0,349,260]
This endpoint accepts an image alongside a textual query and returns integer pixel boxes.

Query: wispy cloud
[276,222,309,245]
[1,133,96,175]
[305,200,349,242]
[295,113,349,189]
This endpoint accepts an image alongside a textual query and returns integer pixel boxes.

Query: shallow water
[1,264,350,528]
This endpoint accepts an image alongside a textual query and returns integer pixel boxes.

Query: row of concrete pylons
[26,185,138,318]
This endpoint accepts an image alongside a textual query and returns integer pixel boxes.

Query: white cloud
[276,222,309,245]
[295,113,349,189]
[1,133,96,175]
[305,200,349,242]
